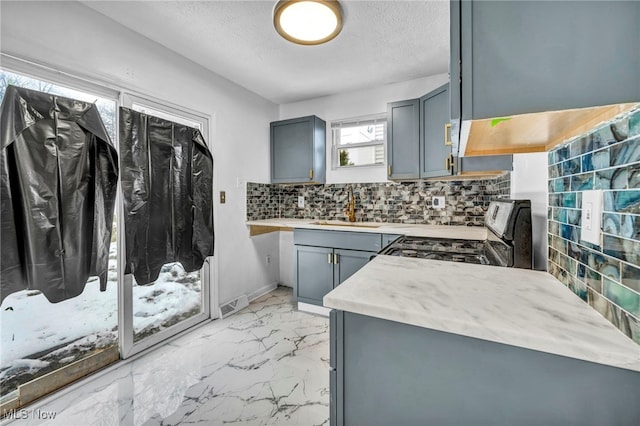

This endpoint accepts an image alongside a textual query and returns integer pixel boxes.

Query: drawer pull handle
[445,123,452,146]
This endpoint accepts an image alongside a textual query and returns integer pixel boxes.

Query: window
[332,115,386,168]
[120,93,211,353]
[0,65,213,409]
[0,68,119,407]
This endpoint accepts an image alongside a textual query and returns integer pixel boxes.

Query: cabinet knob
[328,253,332,264]
[333,253,339,264]
[445,123,452,146]
[387,164,392,176]
[309,169,314,180]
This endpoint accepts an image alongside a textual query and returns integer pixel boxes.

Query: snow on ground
[0,279,119,366]
[0,359,50,382]
[0,261,201,395]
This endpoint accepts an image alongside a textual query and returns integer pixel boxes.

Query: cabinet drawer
[294,229,382,252]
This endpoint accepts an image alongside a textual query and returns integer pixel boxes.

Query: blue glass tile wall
[548,108,640,344]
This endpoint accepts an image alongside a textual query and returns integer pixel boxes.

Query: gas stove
[379,199,532,269]
[380,238,492,265]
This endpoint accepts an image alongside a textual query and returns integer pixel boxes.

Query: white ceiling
[83,0,450,104]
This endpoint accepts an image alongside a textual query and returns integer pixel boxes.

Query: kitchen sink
[311,220,382,228]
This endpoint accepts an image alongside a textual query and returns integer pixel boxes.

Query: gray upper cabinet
[387,84,454,180]
[420,84,452,178]
[451,0,640,122]
[271,115,326,184]
[387,99,420,179]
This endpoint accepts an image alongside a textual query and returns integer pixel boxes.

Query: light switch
[580,190,602,245]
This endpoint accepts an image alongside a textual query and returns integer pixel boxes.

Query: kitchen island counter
[324,255,640,372]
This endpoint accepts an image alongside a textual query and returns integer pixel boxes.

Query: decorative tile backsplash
[548,108,640,344]
[247,173,511,226]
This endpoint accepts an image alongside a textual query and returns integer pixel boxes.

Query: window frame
[119,92,212,358]
[331,114,386,169]
[0,54,215,365]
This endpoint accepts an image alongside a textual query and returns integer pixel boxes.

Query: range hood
[457,103,639,157]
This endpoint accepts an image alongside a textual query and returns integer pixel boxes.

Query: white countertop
[246,218,488,240]
[323,255,640,372]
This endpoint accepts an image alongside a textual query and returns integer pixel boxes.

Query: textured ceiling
[83,0,450,104]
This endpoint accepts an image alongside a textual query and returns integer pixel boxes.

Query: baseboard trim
[247,282,278,302]
[297,302,330,317]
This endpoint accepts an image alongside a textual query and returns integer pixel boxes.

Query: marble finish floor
[5,287,330,426]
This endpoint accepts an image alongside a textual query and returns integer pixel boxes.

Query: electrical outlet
[220,191,226,204]
[298,196,305,208]
[432,196,445,210]
[580,190,602,245]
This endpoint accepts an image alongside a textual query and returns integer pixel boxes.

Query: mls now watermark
[3,408,57,420]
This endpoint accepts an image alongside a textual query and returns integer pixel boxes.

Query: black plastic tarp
[119,107,214,285]
[0,85,118,303]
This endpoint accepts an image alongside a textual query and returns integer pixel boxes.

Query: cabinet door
[271,117,313,183]
[382,234,401,248]
[296,245,334,305]
[387,99,420,180]
[420,84,452,178]
[460,0,640,120]
[334,249,373,287]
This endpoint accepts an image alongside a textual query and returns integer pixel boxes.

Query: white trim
[1,53,120,100]
[297,302,331,317]
[118,92,214,359]
[247,282,279,303]
[121,92,211,141]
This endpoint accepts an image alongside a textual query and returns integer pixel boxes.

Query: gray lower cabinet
[271,115,326,184]
[330,310,640,426]
[334,249,371,286]
[296,245,333,304]
[294,229,381,306]
[381,233,401,248]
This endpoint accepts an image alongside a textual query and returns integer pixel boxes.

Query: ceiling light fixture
[273,0,343,45]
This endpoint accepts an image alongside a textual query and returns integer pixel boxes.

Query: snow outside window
[0,69,119,401]
[332,115,386,169]
[122,93,210,344]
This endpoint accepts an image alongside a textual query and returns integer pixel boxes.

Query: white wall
[511,153,549,271]
[279,232,295,288]
[276,74,448,284]
[279,73,450,184]
[0,1,281,308]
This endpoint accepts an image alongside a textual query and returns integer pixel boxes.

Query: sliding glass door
[118,94,212,358]
[0,69,120,411]
[0,65,213,411]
